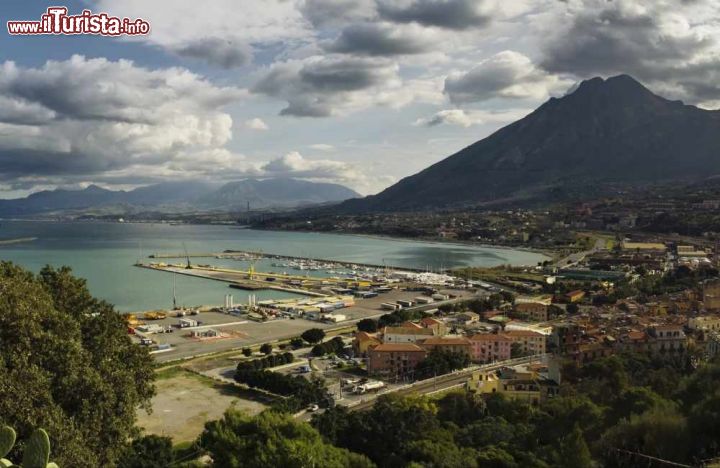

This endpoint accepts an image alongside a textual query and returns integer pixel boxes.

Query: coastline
[0,236,37,246]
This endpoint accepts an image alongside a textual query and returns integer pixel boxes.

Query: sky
[0,0,719,198]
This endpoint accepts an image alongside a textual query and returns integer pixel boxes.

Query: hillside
[0,178,360,216]
[342,74,720,211]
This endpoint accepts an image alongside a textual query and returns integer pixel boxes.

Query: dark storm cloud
[174,38,253,69]
[300,0,375,27]
[253,56,397,116]
[541,1,718,104]
[325,23,433,56]
[376,0,491,30]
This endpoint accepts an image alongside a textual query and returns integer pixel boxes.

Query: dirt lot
[137,369,267,442]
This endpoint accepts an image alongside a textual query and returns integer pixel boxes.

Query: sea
[0,220,549,312]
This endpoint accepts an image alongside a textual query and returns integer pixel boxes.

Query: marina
[0,220,550,312]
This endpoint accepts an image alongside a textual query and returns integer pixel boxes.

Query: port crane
[183,243,192,269]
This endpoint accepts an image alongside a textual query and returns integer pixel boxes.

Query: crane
[183,243,192,269]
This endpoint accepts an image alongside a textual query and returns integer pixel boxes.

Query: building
[467,362,559,405]
[505,330,547,355]
[704,281,720,311]
[419,337,471,356]
[621,242,668,253]
[367,343,427,379]
[550,323,583,355]
[647,325,687,354]
[514,302,548,321]
[469,333,513,363]
[564,290,586,303]
[456,311,480,324]
[353,331,381,356]
[419,317,448,336]
[688,315,720,332]
[383,326,436,344]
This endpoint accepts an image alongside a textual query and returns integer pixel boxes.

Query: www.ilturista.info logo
[7,7,150,36]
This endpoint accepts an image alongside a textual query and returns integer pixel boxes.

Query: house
[456,311,480,324]
[353,331,381,356]
[704,280,720,311]
[647,325,687,354]
[419,317,448,336]
[367,343,427,379]
[383,326,436,344]
[513,302,548,322]
[469,333,513,362]
[467,362,559,405]
[564,290,586,303]
[688,315,720,332]
[419,337,471,356]
[505,330,547,355]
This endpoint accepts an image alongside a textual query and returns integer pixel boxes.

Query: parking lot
[135,288,476,362]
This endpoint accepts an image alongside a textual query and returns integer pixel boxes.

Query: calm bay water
[0,221,548,312]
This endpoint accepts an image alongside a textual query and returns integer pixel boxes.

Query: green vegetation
[233,369,330,411]
[301,328,326,344]
[0,262,155,466]
[259,343,273,355]
[119,435,174,468]
[312,337,346,357]
[235,353,295,372]
[415,349,470,379]
[199,410,373,468]
[357,318,379,333]
[0,427,58,468]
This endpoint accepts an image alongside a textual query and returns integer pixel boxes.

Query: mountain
[0,178,360,216]
[196,178,360,210]
[341,74,720,212]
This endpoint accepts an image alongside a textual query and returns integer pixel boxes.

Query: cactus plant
[0,427,58,468]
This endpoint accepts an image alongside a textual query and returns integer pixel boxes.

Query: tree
[259,343,273,355]
[200,409,374,468]
[290,337,305,349]
[357,319,378,333]
[242,347,252,357]
[0,263,155,466]
[120,435,174,468]
[301,328,326,344]
[553,425,592,468]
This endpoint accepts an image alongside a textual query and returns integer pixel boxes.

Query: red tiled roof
[371,343,426,352]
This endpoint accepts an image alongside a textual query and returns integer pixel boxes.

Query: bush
[242,347,252,357]
[311,336,346,357]
[302,328,326,344]
[236,353,295,373]
[290,337,305,349]
[357,318,378,333]
[260,343,273,355]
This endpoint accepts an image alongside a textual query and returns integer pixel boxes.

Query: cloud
[414,108,532,127]
[93,0,310,67]
[309,143,336,151]
[300,0,377,27]
[377,0,492,30]
[444,50,567,104]
[325,22,436,56]
[245,118,269,131]
[173,38,252,69]
[0,56,244,188]
[540,0,720,106]
[253,55,438,116]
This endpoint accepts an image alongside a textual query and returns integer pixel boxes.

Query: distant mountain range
[340,74,720,212]
[0,178,360,216]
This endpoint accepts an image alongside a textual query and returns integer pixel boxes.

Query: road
[553,238,607,269]
[295,354,550,420]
